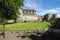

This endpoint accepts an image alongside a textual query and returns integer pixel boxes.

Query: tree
[0,0,23,38]
[0,0,23,21]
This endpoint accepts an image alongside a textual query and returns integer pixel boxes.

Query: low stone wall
[7,20,15,23]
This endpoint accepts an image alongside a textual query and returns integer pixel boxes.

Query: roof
[20,8,36,12]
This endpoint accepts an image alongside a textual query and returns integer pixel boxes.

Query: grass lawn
[0,21,50,30]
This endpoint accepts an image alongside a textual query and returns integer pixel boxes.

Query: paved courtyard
[0,30,44,40]
[0,29,60,40]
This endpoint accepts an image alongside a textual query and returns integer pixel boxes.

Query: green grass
[0,21,50,30]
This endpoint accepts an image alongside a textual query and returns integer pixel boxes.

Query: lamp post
[2,0,5,38]
[0,0,7,38]
[2,18,7,38]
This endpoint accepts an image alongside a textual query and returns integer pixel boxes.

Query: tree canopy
[0,0,23,20]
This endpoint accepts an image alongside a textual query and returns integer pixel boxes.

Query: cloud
[23,0,60,17]
[39,8,60,17]
[23,0,37,9]
[23,0,42,11]
[23,0,44,15]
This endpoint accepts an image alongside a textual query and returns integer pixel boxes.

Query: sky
[22,0,60,17]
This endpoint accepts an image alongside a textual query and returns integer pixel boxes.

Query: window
[31,12,32,13]
[28,11,29,13]
[23,10,26,15]
[23,10,27,13]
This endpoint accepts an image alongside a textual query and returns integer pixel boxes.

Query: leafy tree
[0,0,23,22]
[0,0,23,38]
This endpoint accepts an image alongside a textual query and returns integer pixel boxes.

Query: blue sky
[22,0,60,17]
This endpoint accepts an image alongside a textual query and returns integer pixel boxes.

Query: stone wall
[22,15,38,21]
[17,8,41,22]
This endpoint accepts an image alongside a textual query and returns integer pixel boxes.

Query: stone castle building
[44,14,56,21]
[7,9,56,23]
[17,8,42,22]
